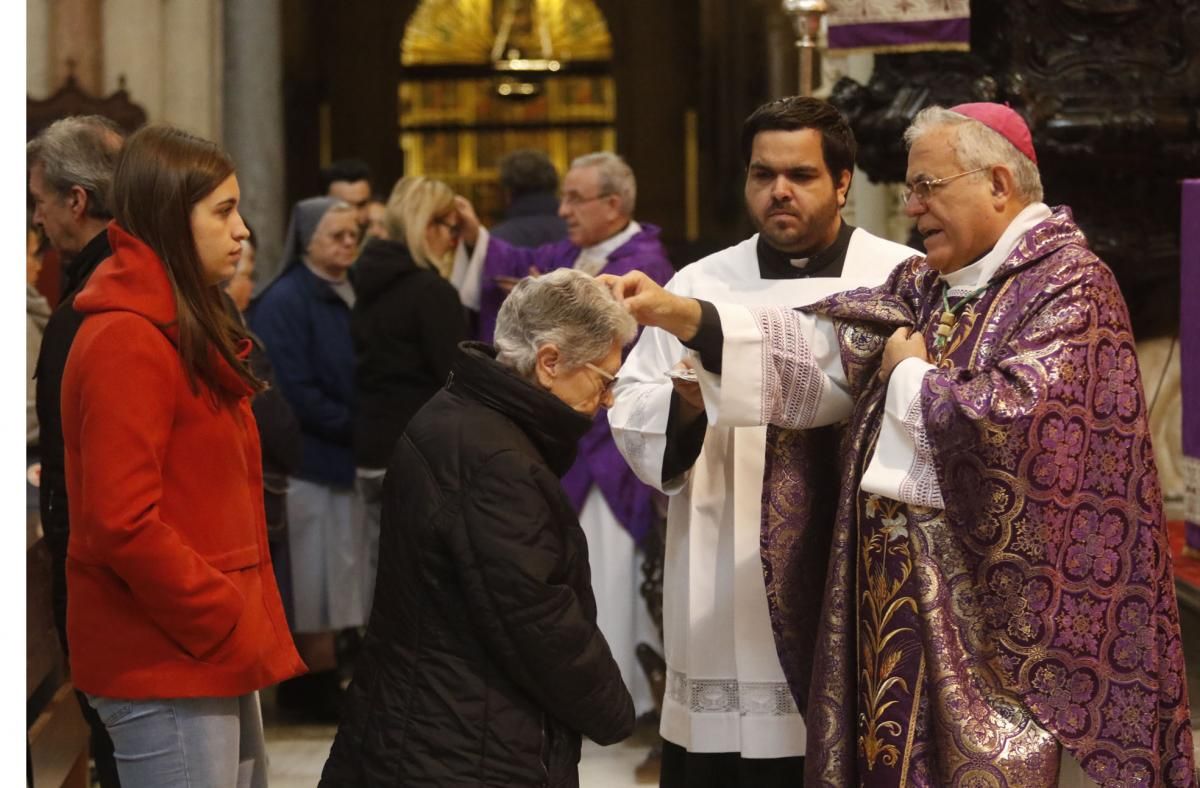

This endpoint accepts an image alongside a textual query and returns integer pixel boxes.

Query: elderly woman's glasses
[902,166,990,205]
[584,362,618,396]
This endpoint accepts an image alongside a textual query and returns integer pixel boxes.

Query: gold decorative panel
[401,0,612,65]
[398,0,616,224]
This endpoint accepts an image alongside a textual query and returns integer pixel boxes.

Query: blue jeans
[86,692,267,787]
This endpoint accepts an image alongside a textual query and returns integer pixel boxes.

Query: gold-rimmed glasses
[560,191,613,208]
[903,166,990,205]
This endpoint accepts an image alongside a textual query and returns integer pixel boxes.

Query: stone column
[50,0,104,94]
[223,0,286,286]
[28,0,52,98]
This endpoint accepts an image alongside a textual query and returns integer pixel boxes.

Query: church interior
[25,0,1200,785]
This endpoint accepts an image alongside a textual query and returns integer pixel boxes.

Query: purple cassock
[480,225,674,543]
[762,207,1195,787]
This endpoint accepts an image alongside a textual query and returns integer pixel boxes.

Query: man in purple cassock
[604,104,1196,787]
[451,151,674,716]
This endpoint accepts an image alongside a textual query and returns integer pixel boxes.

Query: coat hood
[448,342,593,477]
[75,222,177,326]
[74,221,254,398]
[351,238,421,307]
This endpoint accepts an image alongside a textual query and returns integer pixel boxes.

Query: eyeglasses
[560,191,613,208]
[902,166,990,205]
[327,229,361,244]
[584,362,618,396]
[434,217,462,238]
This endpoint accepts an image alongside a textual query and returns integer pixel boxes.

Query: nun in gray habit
[248,196,366,717]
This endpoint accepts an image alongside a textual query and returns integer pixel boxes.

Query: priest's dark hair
[319,157,373,192]
[740,96,858,182]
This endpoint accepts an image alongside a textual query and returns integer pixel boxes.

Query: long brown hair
[110,124,263,398]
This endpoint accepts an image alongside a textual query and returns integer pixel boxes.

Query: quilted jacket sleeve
[447,450,635,745]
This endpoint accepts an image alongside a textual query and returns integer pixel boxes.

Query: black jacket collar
[448,342,592,477]
[62,229,113,301]
[351,239,420,307]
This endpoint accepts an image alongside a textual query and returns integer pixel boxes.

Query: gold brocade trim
[898,654,925,787]
[826,42,970,55]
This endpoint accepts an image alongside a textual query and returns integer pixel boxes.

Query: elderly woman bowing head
[321,268,637,788]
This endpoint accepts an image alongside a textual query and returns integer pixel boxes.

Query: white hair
[570,152,636,216]
[494,268,637,379]
[903,105,1043,203]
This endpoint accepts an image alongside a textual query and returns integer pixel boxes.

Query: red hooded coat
[61,223,305,698]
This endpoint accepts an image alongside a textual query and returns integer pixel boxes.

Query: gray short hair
[903,105,1043,203]
[27,115,124,220]
[570,152,636,216]
[494,268,637,379]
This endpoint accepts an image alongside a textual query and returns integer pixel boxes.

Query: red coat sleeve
[66,315,245,660]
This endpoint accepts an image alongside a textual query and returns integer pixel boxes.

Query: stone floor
[260,589,1200,787]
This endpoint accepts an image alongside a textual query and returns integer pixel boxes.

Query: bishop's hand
[598,271,702,341]
[879,326,929,384]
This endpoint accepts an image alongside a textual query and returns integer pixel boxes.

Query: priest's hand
[671,360,705,419]
[453,195,481,247]
[598,271,702,341]
[879,326,929,383]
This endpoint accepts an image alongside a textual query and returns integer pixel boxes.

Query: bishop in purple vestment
[452,152,674,546]
[604,105,1195,786]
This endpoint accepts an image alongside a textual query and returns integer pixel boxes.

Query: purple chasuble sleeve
[478,236,581,343]
[556,225,674,543]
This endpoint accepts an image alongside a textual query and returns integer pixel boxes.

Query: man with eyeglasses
[449,151,674,721]
[607,96,913,788]
[602,103,1195,787]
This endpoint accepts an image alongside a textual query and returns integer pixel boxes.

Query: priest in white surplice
[608,97,916,787]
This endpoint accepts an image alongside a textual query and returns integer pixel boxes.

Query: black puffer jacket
[321,343,635,787]
[351,238,466,469]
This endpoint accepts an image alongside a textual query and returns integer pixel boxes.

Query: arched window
[399,0,616,222]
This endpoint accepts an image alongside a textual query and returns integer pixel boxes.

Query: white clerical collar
[940,202,1052,295]
[581,220,641,261]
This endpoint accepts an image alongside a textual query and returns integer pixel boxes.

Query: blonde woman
[350,176,467,614]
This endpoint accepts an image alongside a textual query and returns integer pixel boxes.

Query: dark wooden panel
[28,683,89,788]
[27,538,61,701]
[831,0,1200,340]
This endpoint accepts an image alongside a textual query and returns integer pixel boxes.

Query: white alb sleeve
[449,227,490,311]
[695,303,852,429]
[860,356,944,508]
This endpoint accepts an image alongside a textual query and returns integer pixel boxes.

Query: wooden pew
[27,504,89,787]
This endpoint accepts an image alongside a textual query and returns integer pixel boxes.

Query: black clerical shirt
[660,223,856,483]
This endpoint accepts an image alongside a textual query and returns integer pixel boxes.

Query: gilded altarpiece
[399,0,616,223]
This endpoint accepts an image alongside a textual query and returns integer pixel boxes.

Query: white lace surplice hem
[660,668,808,757]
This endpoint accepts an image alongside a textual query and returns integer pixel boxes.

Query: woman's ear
[534,343,561,389]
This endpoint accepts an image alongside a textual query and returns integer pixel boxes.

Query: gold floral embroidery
[859,495,918,771]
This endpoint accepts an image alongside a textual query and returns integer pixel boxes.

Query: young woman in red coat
[60,124,306,786]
